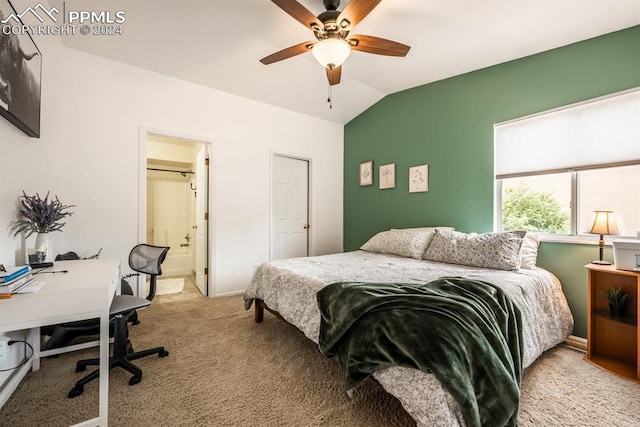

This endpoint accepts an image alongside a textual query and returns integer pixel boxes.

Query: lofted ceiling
[49,0,639,124]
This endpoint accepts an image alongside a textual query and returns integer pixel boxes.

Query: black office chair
[41,256,138,351]
[68,244,170,398]
[42,276,141,351]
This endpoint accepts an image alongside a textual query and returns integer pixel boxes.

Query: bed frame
[254,299,282,323]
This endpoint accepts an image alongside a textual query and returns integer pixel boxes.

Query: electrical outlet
[0,335,10,362]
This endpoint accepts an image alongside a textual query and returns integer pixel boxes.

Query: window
[497,165,640,238]
[500,173,571,234]
[495,89,640,240]
[577,165,640,236]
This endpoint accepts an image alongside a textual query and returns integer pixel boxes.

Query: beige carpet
[1,295,639,427]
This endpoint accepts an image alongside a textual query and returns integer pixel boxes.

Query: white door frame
[270,151,313,261]
[138,126,216,297]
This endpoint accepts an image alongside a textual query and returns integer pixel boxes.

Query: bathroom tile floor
[155,274,204,304]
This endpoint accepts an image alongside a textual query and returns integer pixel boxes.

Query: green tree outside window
[502,184,570,233]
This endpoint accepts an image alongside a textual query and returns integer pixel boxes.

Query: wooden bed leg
[255,300,264,323]
[252,299,295,329]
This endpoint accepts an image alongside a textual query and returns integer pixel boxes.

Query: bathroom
[146,134,208,296]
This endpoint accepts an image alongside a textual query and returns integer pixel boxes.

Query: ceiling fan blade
[326,65,342,86]
[348,34,410,57]
[271,0,324,31]
[337,0,381,30]
[260,41,315,65]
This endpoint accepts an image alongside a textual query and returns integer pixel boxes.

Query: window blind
[495,88,640,178]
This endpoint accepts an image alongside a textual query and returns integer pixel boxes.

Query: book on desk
[0,266,35,295]
[0,265,31,283]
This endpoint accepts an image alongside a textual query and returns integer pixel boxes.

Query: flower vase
[34,232,50,262]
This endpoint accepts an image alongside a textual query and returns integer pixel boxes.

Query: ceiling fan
[260,0,410,86]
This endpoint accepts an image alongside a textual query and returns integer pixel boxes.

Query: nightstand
[585,263,639,380]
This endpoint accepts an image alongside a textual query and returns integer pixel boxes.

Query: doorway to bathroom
[142,132,211,300]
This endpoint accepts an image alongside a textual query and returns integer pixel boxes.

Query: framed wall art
[379,163,395,189]
[409,164,428,193]
[0,0,42,137]
[359,160,373,186]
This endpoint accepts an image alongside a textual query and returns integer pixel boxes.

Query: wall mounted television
[0,0,42,138]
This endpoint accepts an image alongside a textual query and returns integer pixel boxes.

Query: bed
[243,229,574,426]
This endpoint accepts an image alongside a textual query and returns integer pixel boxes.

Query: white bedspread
[243,251,574,426]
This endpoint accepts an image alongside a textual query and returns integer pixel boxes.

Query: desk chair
[68,244,170,398]
[41,256,138,351]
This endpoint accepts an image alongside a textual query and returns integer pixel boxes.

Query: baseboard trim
[564,335,587,351]
[212,289,245,298]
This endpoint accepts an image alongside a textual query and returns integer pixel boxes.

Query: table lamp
[586,210,619,265]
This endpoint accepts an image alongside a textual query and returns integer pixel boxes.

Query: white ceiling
[50,0,639,124]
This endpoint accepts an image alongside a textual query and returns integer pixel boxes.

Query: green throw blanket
[317,277,523,427]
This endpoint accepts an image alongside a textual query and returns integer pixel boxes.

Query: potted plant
[11,191,75,262]
[603,286,632,318]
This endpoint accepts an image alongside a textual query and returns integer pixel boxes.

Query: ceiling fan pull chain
[327,84,333,109]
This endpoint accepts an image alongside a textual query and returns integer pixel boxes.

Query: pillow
[422,230,526,271]
[390,226,455,233]
[360,230,434,259]
[519,233,540,269]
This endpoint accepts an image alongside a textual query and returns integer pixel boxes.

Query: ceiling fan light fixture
[312,37,351,68]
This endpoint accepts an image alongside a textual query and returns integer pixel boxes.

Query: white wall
[0,28,343,297]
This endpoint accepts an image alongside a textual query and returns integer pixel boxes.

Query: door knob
[303,224,310,229]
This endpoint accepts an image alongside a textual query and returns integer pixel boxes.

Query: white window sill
[538,234,636,245]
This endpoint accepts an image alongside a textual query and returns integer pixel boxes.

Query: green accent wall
[343,26,640,338]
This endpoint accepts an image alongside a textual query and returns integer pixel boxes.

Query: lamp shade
[586,210,620,235]
[312,37,351,68]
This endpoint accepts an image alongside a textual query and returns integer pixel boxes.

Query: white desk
[0,258,120,427]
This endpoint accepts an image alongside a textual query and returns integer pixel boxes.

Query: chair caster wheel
[75,365,86,373]
[129,375,141,386]
[159,350,169,357]
[68,386,84,398]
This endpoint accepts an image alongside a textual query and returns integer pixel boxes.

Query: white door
[272,155,309,260]
[194,146,208,295]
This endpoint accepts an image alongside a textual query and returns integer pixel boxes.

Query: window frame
[495,160,640,244]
